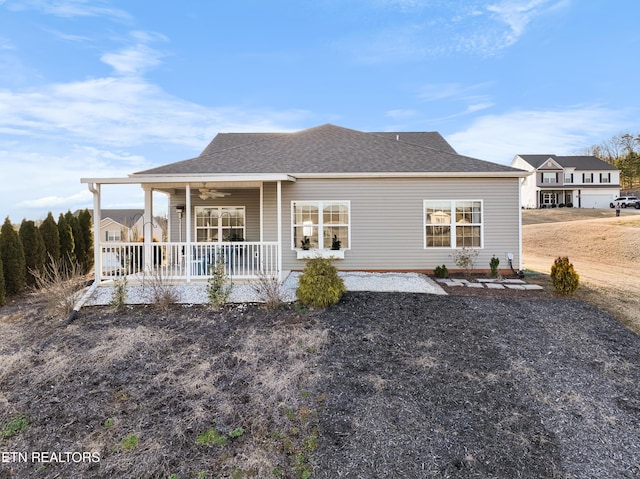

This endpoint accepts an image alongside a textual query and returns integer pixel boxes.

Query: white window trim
[105,230,121,242]
[194,206,246,242]
[423,199,484,249]
[291,200,351,258]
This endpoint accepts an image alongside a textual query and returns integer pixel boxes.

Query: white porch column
[185,184,192,282]
[89,183,101,283]
[143,187,153,271]
[259,183,264,242]
[277,180,282,280]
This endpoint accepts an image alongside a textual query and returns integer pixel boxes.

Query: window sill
[296,249,345,260]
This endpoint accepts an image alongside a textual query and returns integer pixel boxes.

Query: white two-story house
[511,155,620,209]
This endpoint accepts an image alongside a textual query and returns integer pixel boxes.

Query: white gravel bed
[85,272,445,306]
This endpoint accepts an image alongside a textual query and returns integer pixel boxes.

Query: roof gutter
[292,170,532,179]
[80,173,297,185]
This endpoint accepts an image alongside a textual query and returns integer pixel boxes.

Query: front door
[195,207,245,242]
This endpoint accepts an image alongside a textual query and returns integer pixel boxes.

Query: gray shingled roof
[86,209,144,225]
[135,124,523,176]
[517,154,617,170]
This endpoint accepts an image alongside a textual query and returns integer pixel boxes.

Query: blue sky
[1,0,638,221]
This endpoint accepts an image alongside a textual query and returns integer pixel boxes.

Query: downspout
[518,178,523,272]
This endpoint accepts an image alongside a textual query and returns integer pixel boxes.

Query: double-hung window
[292,201,350,250]
[424,200,482,248]
[105,230,121,242]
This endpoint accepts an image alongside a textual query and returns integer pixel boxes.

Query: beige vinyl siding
[169,188,261,242]
[262,182,279,242]
[281,177,521,272]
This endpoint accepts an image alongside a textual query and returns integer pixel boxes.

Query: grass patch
[196,428,228,447]
[119,433,139,451]
[2,414,29,438]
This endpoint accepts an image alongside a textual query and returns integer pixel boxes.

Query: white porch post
[259,183,264,242]
[185,184,192,282]
[143,187,153,272]
[89,183,101,283]
[277,180,282,280]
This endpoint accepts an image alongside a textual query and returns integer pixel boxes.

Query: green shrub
[489,255,500,278]
[78,209,94,274]
[111,277,128,310]
[434,264,448,278]
[39,212,60,265]
[207,254,232,307]
[0,256,5,306]
[550,256,579,295]
[57,213,75,272]
[296,258,345,308]
[0,217,26,296]
[20,219,46,287]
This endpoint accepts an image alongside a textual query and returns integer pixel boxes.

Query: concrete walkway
[435,277,545,291]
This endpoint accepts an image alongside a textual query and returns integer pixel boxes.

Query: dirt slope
[522,209,640,330]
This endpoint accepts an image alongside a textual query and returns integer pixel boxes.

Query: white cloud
[101,31,169,76]
[486,0,568,47]
[0,74,309,151]
[347,0,570,62]
[101,43,165,76]
[5,0,131,21]
[447,105,626,164]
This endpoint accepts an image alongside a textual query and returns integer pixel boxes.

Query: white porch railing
[99,241,279,281]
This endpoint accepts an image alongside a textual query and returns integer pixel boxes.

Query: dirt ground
[522,208,640,332]
[1,289,640,478]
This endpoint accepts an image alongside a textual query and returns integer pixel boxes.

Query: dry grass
[522,208,640,334]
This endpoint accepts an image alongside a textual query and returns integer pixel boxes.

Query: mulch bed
[1,290,639,478]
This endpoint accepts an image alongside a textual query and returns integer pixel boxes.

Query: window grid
[292,201,349,250]
[424,200,482,249]
[195,207,245,242]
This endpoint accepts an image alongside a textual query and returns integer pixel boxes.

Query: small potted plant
[301,236,311,250]
[331,234,341,251]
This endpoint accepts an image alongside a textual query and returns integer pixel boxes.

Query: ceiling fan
[198,188,231,200]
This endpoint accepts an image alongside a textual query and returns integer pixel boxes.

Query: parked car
[610,196,640,208]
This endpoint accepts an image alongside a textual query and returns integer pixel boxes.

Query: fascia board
[81,174,297,184]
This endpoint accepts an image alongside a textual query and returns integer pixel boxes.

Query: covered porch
[80,174,295,283]
[538,188,574,207]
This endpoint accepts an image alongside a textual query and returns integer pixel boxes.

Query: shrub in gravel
[207,254,232,307]
[550,256,580,295]
[296,257,345,308]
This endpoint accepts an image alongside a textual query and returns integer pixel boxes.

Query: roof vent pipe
[396,134,399,141]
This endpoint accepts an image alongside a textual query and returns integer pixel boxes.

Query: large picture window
[292,201,350,250]
[195,207,245,242]
[424,200,482,248]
